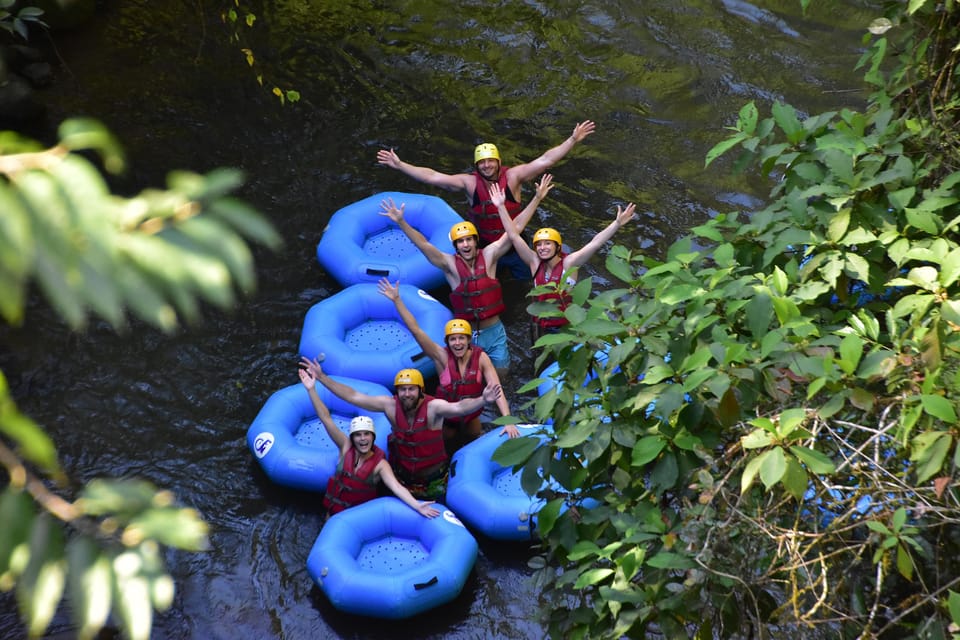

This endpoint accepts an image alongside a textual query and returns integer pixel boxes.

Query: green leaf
[759,448,787,490]
[705,133,749,167]
[838,333,864,375]
[574,568,614,589]
[112,550,153,640]
[789,445,836,475]
[772,101,804,143]
[535,498,562,537]
[780,456,808,500]
[948,590,960,626]
[896,544,913,580]
[646,552,695,570]
[919,395,957,422]
[67,536,112,640]
[16,514,66,638]
[910,431,951,484]
[0,487,35,578]
[741,429,774,449]
[741,454,764,494]
[631,435,667,466]
[492,434,541,467]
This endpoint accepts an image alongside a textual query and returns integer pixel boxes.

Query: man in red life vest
[490,181,637,339]
[298,366,439,520]
[301,358,502,500]
[377,277,520,447]
[379,174,555,378]
[376,121,595,278]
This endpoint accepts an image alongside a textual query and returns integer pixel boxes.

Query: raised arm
[299,367,348,450]
[488,179,544,268]
[376,148,473,193]
[379,198,453,272]
[300,356,394,413]
[377,278,446,368]
[376,460,440,518]
[508,121,596,183]
[565,202,637,270]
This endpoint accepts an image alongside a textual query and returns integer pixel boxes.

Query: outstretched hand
[534,173,554,200]
[572,120,596,143]
[616,202,637,226]
[299,355,325,380]
[489,182,506,208]
[378,197,405,223]
[298,366,316,390]
[482,383,503,403]
[377,277,401,303]
[377,148,401,169]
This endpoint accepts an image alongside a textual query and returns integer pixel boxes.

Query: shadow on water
[0,0,879,637]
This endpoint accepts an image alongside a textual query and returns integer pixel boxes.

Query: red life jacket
[389,395,448,477]
[533,253,572,330]
[449,252,506,323]
[471,167,522,245]
[322,445,386,514]
[435,345,485,425]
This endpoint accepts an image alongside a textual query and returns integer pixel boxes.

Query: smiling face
[535,239,560,261]
[476,157,500,181]
[446,333,470,358]
[350,429,374,453]
[454,234,478,261]
[396,384,422,412]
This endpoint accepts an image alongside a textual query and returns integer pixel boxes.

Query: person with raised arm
[378,174,555,378]
[298,366,439,520]
[491,181,637,338]
[377,278,519,446]
[377,122,594,277]
[301,358,502,500]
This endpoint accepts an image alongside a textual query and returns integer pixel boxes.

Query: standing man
[298,366,439,520]
[490,182,637,338]
[379,175,554,378]
[376,121,595,277]
[377,278,519,446]
[301,357,502,500]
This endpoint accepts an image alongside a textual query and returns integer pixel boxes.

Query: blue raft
[307,496,478,619]
[246,376,393,492]
[317,191,464,290]
[299,282,452,388]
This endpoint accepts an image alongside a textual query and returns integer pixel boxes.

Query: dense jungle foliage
[495,0,960,638]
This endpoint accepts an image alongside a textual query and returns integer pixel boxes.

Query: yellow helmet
[394,368,424,389]
[444,319,472,340]
[533,227,562,246]
[474,143,500,164]
[349,415,375,435]
[449,221,478,244]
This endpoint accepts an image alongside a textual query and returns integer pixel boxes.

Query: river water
[1,0,878,637]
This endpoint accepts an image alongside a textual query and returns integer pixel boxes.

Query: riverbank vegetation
[496,1,960,637]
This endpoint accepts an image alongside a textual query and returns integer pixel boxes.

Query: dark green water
[1,0,878,637]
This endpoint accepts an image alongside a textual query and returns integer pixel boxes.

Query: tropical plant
[0,119,281,639]
[495,0,960,637]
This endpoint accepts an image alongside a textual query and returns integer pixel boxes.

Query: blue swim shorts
[476,320,509,369]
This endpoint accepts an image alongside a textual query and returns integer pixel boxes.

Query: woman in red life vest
[377,278,519,446]
[301,357,502,500]
[298,366,439,519]
[375,121,595,278]
[490,181,637,338]
[378,174,555,379]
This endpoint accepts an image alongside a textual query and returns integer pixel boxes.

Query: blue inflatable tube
[446,425,551,540]
[246,376,393,492]
[307,496,478,619]
[299,283,452,388]
[317,192,464,290]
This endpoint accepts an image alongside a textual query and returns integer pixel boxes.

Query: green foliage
[515,1,960,638]
[0,1,46,40]
[222,1,301,104]
[0,120,278,639]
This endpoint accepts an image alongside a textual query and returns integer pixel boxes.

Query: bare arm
[564,202,637,270]
[428,382,502,426]
[299,367,349,450]
[300,356,394,413]
[491,175,555,266]
[376,148,473,193]
[377,460,440,518]
[377,278,447,368]
[508,121,596,183]
[379,198,454,273]
[477,352,518,438]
